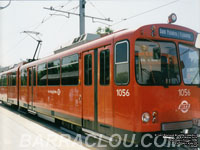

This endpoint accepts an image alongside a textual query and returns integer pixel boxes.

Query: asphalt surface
[0,102,199,150]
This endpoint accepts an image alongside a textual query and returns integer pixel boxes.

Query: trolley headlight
[142,112,150,123]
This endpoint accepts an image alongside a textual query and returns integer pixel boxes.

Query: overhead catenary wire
[41,2,77,24]
[87,0,107,19]
[54,0,73,9]
[111,0,180,27]
[6,36,28,55]
[86,0,112,26]
[4,0,181,66]
[43,7,113,22]
[4,1,75,61]
[38,3,80,58]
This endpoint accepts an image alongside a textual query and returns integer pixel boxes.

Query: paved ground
[0,103,89,150]
[0,102,199,150]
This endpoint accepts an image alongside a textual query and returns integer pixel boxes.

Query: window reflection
[135,40,180,85]
[179,44,200,85]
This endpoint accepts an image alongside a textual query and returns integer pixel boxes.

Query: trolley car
[0,23,200,144]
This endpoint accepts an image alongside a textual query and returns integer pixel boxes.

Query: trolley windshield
[179,44,200,85]
[135,40,180,85]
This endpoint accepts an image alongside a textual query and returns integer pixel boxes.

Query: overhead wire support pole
[79,0,85,35]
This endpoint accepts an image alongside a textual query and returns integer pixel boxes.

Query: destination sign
[159,28,194,42]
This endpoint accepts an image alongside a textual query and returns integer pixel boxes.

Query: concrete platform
[0,104,90,150]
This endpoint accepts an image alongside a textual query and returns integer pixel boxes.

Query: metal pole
[79,0,85,35]
[33,40,42,60]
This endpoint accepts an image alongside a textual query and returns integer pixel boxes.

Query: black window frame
[114,40,130,85]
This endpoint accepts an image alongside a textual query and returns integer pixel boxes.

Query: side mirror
[195,33,200,49]
[153,47,161,59]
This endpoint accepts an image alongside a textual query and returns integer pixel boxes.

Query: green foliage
[96,26,113,36]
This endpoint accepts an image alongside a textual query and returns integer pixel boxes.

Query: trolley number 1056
[116,89,130,97]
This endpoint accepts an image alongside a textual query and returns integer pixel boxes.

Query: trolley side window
[37,63,47,86]
[11,72,16,86]
[21,69,27,86]
[33,67,36,86]
[48,59,60,86]
[0,75,2,86]
[115,40,129,85]
[61,54,79,85]
[135,40,180,85]
[100,49,110,85]
[84,54,92,85]
[2,75,7,86]
[29,69,32,86]
[8,74,11,86]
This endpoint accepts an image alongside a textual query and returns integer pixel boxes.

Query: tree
[96,26,113,37]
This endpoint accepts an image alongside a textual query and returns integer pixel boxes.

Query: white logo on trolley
[178,100,190,113]
[48,89,61,96]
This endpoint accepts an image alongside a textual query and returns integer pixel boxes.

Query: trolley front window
[179,44,200,85]
[135,40,180,85]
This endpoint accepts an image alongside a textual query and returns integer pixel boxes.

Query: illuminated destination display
[159,28,194,42]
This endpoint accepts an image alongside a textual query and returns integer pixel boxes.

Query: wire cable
[87,0,107,19]
[5,1,75,57]
[6,36,28,55]
[111,0,179,27]
[54,0,73,9]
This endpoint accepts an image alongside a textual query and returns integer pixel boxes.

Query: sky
[0,0,200,67]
